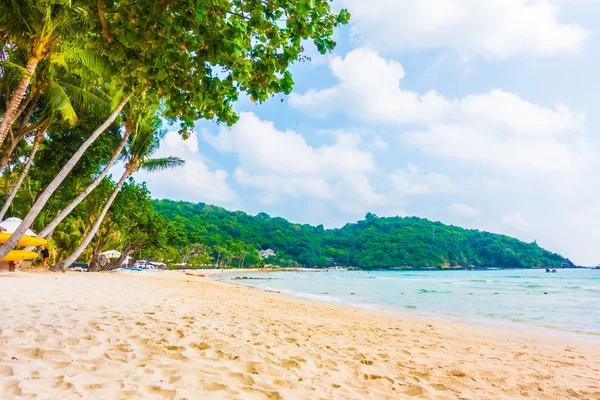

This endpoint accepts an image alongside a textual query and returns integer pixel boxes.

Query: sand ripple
[0,271,599,399]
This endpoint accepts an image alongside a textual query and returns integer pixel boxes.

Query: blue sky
[136,0,600,266]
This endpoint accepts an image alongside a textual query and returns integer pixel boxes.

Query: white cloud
[340,0,590,59]
[290,48,589,176]
[202,112,386,212]
[135,131,237,204]
[447,203,480,218]
[403,124,579,174]
[290,48,451,124]
[234,168,333,204]
[480,177,506,191]
[502,212,530,231]
[390,164,456,195]
[333,174,390,214]
[369,136,389,150]
[203,113,374,178]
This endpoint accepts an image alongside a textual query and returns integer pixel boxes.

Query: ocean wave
[418,289,452,294]
[524,284,543,289]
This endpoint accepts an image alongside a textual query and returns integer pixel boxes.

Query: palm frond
[140,157,185,173]
[61,82,111,113]
[51,48,113,79]
[127,108,163,158]
[0,60,31,77]
[40,82,77,126]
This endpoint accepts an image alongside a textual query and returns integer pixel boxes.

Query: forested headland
[153,199,574,270]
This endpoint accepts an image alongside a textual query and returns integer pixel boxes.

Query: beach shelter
[0,217,39,238]
[99,250,122,259]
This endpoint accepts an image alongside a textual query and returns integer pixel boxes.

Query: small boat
[0,232,47,247]
[185,272,205,277]
[545,268,557,273]
[1,249,39,262]
[334,266,347,271]
[122,267,142,272]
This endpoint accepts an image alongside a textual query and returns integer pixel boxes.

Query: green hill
[153,199,574,269]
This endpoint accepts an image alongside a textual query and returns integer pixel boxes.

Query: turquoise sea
[221,269,600,340]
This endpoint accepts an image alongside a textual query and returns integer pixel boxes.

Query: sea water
[220,269,600,340]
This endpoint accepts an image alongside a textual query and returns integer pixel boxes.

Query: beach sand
[0,271,599,399]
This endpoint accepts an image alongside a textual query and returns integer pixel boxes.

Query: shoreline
[218,270,600,345]
[215,269,600,345]
[1,270,599,399]
[178,265,590,273]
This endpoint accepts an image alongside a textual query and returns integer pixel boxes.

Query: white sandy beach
[0,270,599,399]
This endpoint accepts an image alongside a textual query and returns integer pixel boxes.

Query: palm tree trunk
[88,237,105,272]
[37,127,131,239]
[0,92,40,169]
[0,96,129,261]
[55,169,131,271]
[0,130,42,221]
[103,247,133,271]
[0,103,43,170]
[0,57,39,148]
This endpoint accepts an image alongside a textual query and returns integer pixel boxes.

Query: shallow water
[220,269,600,339]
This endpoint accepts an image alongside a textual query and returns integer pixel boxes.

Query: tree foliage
[154,200,574,269]
[84,0,350,130]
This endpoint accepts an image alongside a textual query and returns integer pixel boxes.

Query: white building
[259,249,276,259]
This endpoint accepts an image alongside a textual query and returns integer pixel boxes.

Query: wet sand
[0,270,599,399]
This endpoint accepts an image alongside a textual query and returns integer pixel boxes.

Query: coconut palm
[0,0,86,147]
[0,95,129,261]
[0,48,115,226]
[1,47,113,170]
[55,109,184,270]
[35,120,130,239]
[0,127,44,221]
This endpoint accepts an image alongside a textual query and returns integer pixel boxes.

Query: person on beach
[40,246,50,268]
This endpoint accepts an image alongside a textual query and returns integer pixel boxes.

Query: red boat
[185,272,205,277]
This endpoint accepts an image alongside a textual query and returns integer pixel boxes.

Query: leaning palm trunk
[103,247,134,271]
[37,128,131,239]
[0,57,39,148]
[87,237,105,272]
[0,96,130,261]
[54,168,131,271]
[0,93,42,169]
[0,130,43,221]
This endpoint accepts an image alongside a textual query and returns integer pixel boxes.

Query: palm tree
[0,0,85,147]
[215,245,227,268]
[0,95,129,261]
[0,59,112,222]
[36,121,130,239]
[55,109,184,270]
[1,47,113,169]
[0,128,44,221]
